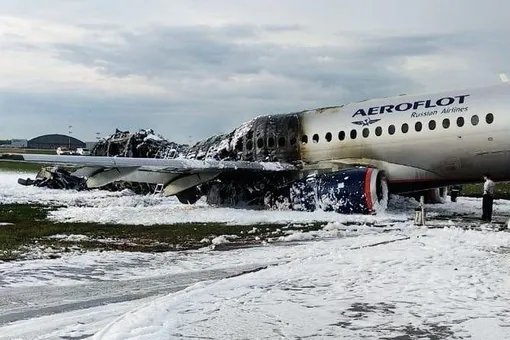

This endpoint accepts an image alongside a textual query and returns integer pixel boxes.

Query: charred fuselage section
[91,128,188,159]
[178,113,306,209]
[90,114,302,164]
[183,113,301,163]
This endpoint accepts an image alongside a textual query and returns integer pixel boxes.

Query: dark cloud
[52,25,503,110]
[55,27,476,80]
[3,21,509,142]
[52,25,445,95]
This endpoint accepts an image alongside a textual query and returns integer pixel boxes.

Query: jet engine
[289,168,388,214]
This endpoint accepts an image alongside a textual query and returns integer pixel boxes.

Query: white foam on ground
[93,228,510,340]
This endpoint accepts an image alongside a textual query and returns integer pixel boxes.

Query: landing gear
[450,185,462,202]
[176,187,201,204]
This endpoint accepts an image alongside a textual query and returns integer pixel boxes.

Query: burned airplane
[3,81,510,214]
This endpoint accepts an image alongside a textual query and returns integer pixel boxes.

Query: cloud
[0,2,509,143]
[50,26,497,104]
[52,25,428,92]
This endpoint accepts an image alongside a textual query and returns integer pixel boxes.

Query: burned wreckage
[16,114,388,215]
[19,129,189,195]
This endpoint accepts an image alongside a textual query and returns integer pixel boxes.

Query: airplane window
[388,125,395,135]
[338,131,345,141]
[429,120,436,130]
[325,132,332,142]
[486,113,494,124]
[290,137,296,145]
[235,140,243,151]
[350,129,357,139]
[278,136,286,147]
[362,128,369,138]
[471,115,479,126]
[301,135,308,144]
[401,123,409,133]
[442,118,450,128]
[457,117,464,127]
[415,121,422,132]
[246,140,253,150]
[375,126,382,136]
[268,137,275,148]
[257,138,264,148]
[312,134,319,143]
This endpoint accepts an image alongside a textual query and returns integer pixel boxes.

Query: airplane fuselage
[298,83,510,192]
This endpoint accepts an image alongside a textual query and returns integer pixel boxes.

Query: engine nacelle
[289,168,388,214]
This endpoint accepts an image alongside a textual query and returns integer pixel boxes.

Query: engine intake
[289,167,388,214]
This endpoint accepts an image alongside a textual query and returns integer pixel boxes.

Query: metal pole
[420,195,425,225]
[414,195,426,226]
[68,125,72,149]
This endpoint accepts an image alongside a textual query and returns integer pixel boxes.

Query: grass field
[0,203,325,261]
[0,148,55,172]
[0,161,49,172]
[461,182,510,198]
[0,148,56,155]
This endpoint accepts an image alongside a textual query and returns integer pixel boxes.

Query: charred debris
[17,115,303,199]
[19,128,189,194]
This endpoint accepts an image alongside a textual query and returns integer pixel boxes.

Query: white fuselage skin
[298,83,510,192]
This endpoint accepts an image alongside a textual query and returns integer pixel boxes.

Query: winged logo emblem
[352,118,381,126]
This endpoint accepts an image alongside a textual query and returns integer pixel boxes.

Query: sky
[0,0,509,143]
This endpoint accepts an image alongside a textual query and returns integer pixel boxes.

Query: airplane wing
[0,153,298,196]
[0,153,297,172]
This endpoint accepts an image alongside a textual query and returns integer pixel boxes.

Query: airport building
[0,139,28,148]
[27,134,86,150]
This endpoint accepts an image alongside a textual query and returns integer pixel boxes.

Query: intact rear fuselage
[298,83,510,192]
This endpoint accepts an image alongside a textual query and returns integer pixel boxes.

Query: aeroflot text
[352,94,470,117]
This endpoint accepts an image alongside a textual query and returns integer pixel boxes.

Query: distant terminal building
[27,134,85,150]
[0,139,28,148]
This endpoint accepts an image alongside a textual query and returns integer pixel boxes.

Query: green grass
[0,161,49,172]
[0,203,326,261]
[0,148,56,172]
[461,182,510,199]
[0,148,56,155]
